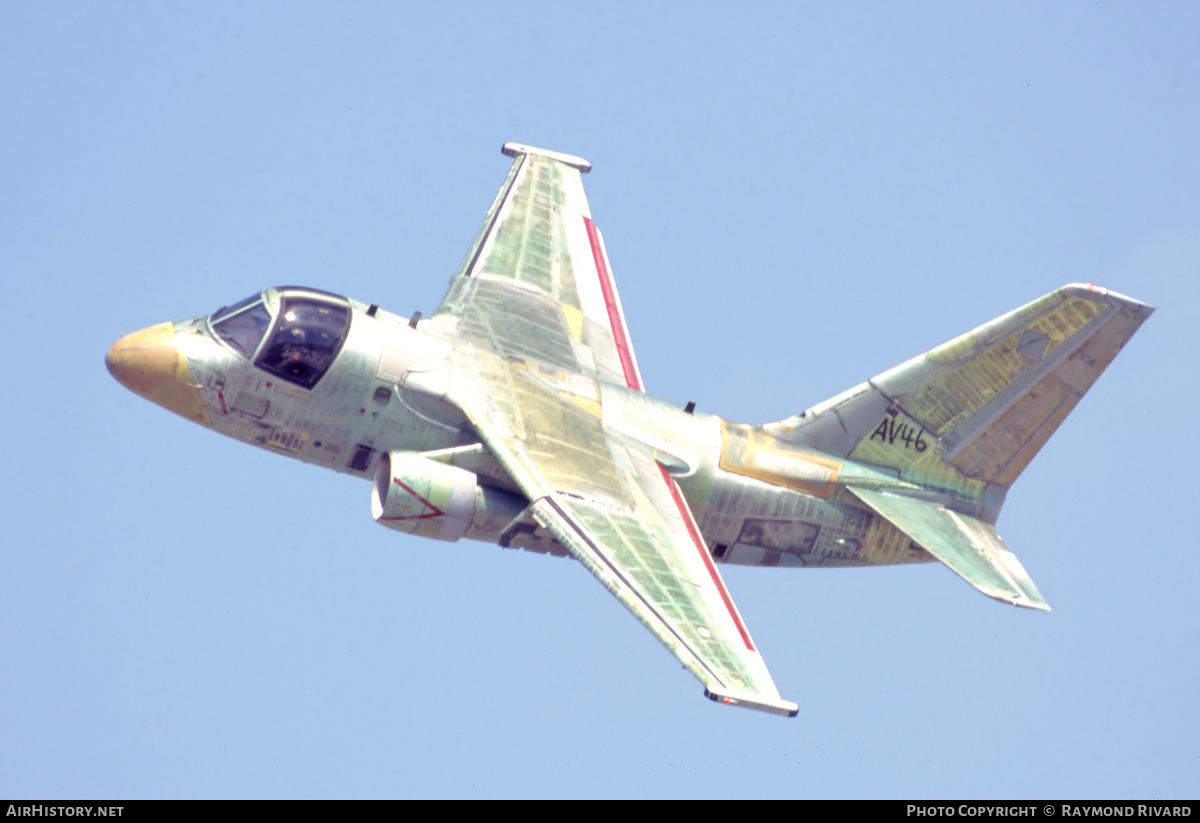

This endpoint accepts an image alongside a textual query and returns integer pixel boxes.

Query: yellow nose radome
[106,322,213,428]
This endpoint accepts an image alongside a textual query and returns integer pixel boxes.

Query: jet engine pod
[371,451,525,543]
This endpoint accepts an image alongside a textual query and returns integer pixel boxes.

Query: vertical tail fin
[766,284,1153,514]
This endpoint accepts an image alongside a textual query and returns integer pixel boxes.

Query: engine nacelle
[371,451,525,543]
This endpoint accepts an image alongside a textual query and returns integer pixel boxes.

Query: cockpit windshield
[211,293,261,325]
[255,296,352,389]
[211,296,272,358]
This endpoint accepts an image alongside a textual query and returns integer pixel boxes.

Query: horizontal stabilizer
[847,486,1049,611]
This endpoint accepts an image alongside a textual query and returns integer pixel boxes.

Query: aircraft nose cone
[106,323,173,391]
[106,322,213,427]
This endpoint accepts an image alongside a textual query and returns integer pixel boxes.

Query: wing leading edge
[435,144,796,716]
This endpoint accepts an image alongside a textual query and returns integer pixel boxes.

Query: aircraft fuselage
[107,286,941,572]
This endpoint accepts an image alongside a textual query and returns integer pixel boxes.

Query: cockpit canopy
[211,294,272,358]
[208,287,352,389]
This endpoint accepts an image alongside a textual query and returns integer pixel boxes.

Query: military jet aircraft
[106,143,1153,717]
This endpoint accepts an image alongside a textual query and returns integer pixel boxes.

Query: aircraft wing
[434,144,797,716]
[435,143,644,392]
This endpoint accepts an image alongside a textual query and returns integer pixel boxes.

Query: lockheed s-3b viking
[106,143,1153,717]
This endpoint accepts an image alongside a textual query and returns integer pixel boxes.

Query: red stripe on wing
[584,217,644,392]
[656,464,756,652]
[585,215,751,648]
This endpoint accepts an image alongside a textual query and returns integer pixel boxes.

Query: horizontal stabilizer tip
[501,142,592,172]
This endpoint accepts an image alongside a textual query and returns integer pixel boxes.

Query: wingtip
[704,687,799,718]
[501,142,592,173]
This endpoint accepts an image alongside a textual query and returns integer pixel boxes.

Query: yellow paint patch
[1028,295,1109,359]
[273,384,312,401]
[105,322,213,428]
[558,390,602,419]
[562,303,584,341]
[267,428,305,452]
[927,331,979,364]
[719,423,841,498]
[902,293,1111,438]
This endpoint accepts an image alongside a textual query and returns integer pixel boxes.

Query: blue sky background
[2,2,1197,799]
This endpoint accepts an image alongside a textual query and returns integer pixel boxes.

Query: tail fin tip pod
[766,283,1154,491]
